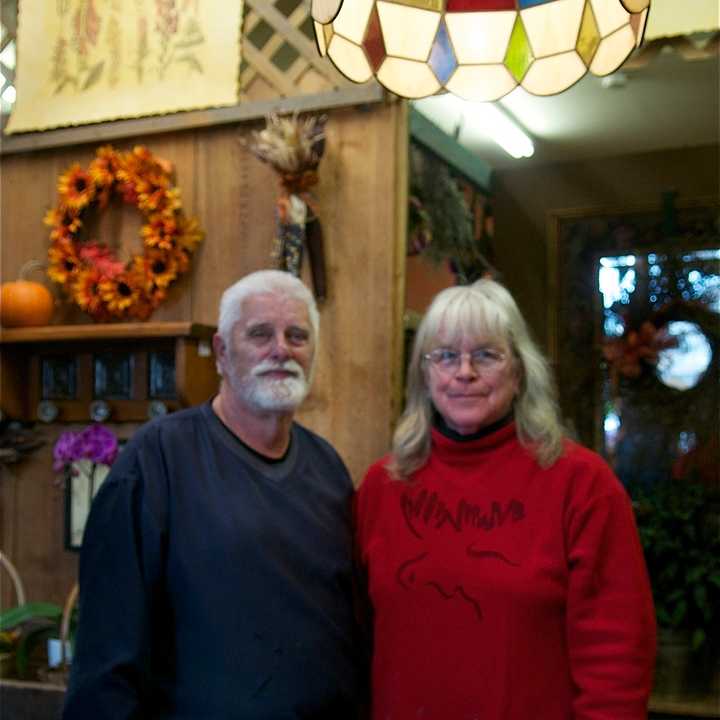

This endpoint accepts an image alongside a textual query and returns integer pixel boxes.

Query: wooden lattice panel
[240,0,353,100]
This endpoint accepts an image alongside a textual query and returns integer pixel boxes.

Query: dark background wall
[492,143,720,352]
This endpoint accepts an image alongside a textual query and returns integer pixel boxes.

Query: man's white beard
[229,358,310,412]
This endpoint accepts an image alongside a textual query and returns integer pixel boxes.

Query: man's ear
[212,333,226,373]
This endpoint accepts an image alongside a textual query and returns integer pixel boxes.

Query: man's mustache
[251,360,306,381]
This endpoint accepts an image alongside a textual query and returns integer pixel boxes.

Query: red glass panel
[446,0,516,11]
[363,6,386,72]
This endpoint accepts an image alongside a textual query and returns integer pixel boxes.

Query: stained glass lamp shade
[312,0,650,100]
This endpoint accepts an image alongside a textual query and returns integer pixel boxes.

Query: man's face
[220,292,315,413]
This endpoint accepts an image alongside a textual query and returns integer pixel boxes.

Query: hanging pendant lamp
[312,0,650,100]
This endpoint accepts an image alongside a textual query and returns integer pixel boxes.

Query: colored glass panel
[94,352,133,399]
[446,10,515,63]
[446,0,515,10]
[446,63,516,100]
[576,0,600,66]
[364,5,387,71]
[313,20,328,55]
[328,35,374,81]
[630,8,648,46]
[428,19,457,83]
[504,16,533,82]
[334,0,374,43]
[590,0,628,35]
[590,23,634,74]
[41,356,77,400]
[390,0,444,11]
[521,51,585,93]
[377,2,441,61]
[518,0,556,7]
[377,56,441,97]
[522,0,584,57]
[619,0,649,12]
[311,0,344,23]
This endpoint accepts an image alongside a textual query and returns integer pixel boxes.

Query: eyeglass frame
[422,346,510,376]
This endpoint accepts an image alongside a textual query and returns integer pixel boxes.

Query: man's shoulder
[123,403,208,453]
[293,422,348,470]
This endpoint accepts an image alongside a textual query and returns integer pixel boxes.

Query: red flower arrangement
[602,319,678,389]
[45,145,203,322]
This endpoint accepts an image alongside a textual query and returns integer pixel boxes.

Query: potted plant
[631,478,720,696]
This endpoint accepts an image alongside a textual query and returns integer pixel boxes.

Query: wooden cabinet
[0,322,218,423]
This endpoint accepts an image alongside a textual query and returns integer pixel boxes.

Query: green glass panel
[576,0,600,66]
[504,16,532,83]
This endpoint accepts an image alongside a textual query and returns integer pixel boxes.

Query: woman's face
[425,333,520,435]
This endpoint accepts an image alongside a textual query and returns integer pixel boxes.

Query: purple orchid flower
[52,424,119,473]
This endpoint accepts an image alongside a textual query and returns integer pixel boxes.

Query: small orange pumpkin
[1,261,55,328]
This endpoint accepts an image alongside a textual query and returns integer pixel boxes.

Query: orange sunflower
[44,208,82,241]
[47,144,203,321]
[141,213,179,250]
[47,238,82,285]
[57,163,96,212]
[98,272,143,314]
[133,249,179,289]
[72,267,111,320]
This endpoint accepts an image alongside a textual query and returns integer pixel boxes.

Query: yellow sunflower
[57,163,96,212]
[88,145,120,188]
[176,215,204,252]
[98,273,142,314]
[72,267,110,320]
[44,208,82,241]
[133,249,179,289]
[141,213,178,250]
[47,239,82,284]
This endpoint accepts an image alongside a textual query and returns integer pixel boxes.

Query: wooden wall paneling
[1,441,78,610]
[191,123,278,326]
[295,101,406,484]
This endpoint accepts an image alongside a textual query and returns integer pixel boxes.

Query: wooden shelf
[0,322,215,344]
[0,322,218,422]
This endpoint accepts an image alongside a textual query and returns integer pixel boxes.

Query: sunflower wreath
[45,145,203,322]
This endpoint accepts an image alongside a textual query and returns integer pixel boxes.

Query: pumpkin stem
[18,259,48,281]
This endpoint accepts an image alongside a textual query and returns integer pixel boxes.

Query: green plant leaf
[691,627,706,651]
[0,603,63,632]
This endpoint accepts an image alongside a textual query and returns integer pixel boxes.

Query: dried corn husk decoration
[246,114,328,301]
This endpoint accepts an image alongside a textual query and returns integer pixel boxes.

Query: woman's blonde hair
[388,279,564,479]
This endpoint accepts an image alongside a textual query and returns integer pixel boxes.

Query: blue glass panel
[41,355,77,400]
[518,0,556,8]
[149,350,177,399]
[428,19,457,85]
[94,352,133,399]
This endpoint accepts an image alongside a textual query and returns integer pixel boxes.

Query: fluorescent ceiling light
[461,103,535,159]
[413,95,535,160]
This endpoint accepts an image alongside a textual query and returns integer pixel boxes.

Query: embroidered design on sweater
[396,488,525,621]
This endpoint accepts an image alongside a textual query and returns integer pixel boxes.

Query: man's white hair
[217,270,319,345]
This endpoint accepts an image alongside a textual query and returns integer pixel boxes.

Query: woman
[355,280,656,719]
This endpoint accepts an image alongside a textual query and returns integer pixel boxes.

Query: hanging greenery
[408,144,493,284]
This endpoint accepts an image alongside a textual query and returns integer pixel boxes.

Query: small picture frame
[64,459,111,552]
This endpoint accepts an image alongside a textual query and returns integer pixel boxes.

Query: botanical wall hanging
[6,0,243,133]
[46,145,203,322]
[246,113,328,301]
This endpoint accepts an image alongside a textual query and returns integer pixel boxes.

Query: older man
[64,270,367,719]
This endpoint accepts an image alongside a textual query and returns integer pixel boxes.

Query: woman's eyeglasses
[423,347,506,374]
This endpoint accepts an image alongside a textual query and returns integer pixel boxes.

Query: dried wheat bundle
[247,113,327,178]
